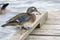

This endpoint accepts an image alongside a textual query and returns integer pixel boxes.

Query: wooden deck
[25,11,60,40]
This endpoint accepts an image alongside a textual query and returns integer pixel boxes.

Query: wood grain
[25,36,60,40]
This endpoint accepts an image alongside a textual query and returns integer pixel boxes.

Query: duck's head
[0,3,9,14]
[27,7,38,13]
[27,7,41,15]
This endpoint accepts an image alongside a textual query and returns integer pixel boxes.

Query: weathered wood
[45,18,60,25]
[9,12,48,40]
[31,25,60,35]
[47,11,60,18]
[25,35,60,40]
[44,11,60,25]
[39,12,48,27]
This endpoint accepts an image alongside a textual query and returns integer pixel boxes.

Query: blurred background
[0,0,60,12]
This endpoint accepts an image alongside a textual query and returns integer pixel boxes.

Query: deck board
[45,11,60,25]
[45,18,60,25]
[25,36,60,40]
[31,25,60,35]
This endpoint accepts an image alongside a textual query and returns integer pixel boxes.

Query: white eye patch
[32,8,35,10]
[31,12,38,14]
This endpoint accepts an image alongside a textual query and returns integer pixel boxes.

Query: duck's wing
[16,15,30,22]
[10,13,27,20]
[7,13,28,23]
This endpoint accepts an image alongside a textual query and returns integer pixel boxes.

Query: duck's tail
[1,3,9,10]
[1,23,15,27]
[1,21,21,27]
[1,24,7,27]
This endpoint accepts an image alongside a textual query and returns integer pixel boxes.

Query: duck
[0,3,9,14]
[1,7,40,29]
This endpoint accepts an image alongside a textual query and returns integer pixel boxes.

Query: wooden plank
[45,18,60,25]
[25,35,60,40]
[43,11,60,25]
[9,12,48,40]
[47,11,60,18]
[40,25,60,30]
[31,25,60,35]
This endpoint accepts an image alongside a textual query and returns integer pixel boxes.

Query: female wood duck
[0,3,9,14]
[1,7,40,29]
